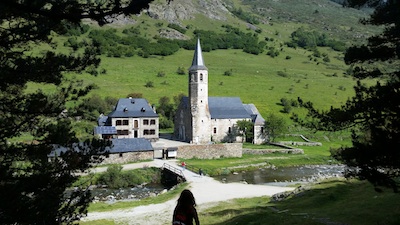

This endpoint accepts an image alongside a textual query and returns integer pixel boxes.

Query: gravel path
[82,160,294,225]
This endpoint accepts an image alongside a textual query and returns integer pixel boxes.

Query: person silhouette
[172,189,200,225]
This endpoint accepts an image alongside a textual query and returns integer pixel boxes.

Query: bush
[176,67,186,75]
[157,71,166,77]
[224,69,233,76]
[126,93,143,98]
[167,23,187,34]
[277,71,288,77]
[96,166,161,189]
[145,81,154,88]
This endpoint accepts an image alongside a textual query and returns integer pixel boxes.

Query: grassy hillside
[27,0,378,142]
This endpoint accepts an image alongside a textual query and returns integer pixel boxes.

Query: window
[134,120,138,128]
[117,130,129,135]
[143,130,149,135]
[261,127,264,133]
[150,119,156,125]
[119,153,123,157]
[228,127,232,134]
[143,119,149,125]
[116,120,122,126]
[150,129,156,135]
[123,120,129,125]
[213,127,217,134]
[200,73,203,81]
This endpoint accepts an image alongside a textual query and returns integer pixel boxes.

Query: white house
[95,98,159,141]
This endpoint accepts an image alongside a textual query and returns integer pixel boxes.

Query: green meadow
[63,45,354,116]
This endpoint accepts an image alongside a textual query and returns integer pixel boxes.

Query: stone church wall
[177,143,242,159]
[211,118,246,143]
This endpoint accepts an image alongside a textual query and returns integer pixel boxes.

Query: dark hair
[177,189,196,207]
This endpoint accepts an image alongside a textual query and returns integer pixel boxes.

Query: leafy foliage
[96,165,161,189]
[288,27,346,51]
[0,0,159,224]
[236,120,254,143]
[74,94,118,121]
[229,7,260,24]
[293,0,400,192]
[264,114,288,142]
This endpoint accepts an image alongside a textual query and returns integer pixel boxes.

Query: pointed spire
[189,38,207,71]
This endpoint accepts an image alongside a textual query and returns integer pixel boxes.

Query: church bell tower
[189,39,211,144]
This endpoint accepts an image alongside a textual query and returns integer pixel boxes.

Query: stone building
[174,39,266,144]
[95,98,159,141]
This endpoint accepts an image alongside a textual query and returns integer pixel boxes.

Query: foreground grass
[82,179,400,225]
[200,179,400,225]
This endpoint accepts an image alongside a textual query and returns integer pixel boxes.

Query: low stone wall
[278,141,322,146]
[243,148,304,155]
[101,151,153,164]
[177,143,242,159]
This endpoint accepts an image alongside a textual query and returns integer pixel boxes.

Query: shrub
[127,93,143,98]
[167,23,187,34]
[157,71,166,77]
[145,81,154,88]
[277,71,288,77]
[176,67,185,75]
[96,166,161,189]
[224,69,233,76]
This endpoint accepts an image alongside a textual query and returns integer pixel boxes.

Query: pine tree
[294,0,400,192]
[0,1,160,224]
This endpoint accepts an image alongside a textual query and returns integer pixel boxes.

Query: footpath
[83,159,294,224]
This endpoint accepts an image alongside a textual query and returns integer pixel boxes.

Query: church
[174,39,266,144]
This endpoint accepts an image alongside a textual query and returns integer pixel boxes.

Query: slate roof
[49,138,153,157]
[180,96,252,119]
[97,114,109,126]
[209,97,252,119]
[106,138,153,153]
[243,104,265,125]
[107,98,158,118]
[189,38,208,71]
[94,126,117,135]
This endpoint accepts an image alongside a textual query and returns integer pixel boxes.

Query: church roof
[189,38,208,71]
[209,97,252,119]
[243,104,265,125]
[107,98,158,118]
[180,96,254,119]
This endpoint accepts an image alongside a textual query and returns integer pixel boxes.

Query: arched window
[228,127,232,134]
[200,73,203,81]
[213,127,217,134]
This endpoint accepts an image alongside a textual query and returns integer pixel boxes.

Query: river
[91,164,345,202]
[215,164,345,186]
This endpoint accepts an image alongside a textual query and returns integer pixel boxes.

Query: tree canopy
[0,0,163,224]
[293,0,400,192]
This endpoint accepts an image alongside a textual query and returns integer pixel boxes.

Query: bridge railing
[162,163,186,181]
[185,164,207,176]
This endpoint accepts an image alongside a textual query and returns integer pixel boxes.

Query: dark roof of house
[106,138,153,153]
[209,97,252,119]
[107,98,158,118]
[97,115,109,126]
[49,138,153,157]
[94,126,117,135]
